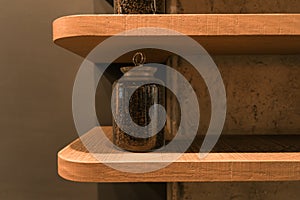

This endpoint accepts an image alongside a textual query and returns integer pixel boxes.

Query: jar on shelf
[112,53,165,152]
[114,0,165,14]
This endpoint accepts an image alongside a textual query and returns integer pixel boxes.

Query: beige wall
[0,0,111,199]
[1,0,299,199]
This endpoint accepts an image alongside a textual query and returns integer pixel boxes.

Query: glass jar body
[112,69,165,152]
[114,0,165,14]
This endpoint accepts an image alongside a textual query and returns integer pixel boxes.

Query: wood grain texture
[58,127,300,183]
[53,14,300,62]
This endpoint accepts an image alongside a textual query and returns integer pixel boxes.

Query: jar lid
[120,52,156,74]
[133,52,146,66]
[121,66,157,75]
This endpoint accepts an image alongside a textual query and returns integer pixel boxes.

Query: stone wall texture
[166,0,300,13]
[166,1,300,200]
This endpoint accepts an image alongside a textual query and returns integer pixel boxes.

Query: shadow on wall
[94,0,114,13]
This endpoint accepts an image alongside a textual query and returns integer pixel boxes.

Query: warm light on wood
[53,14,300,63]
[58,127,300,183]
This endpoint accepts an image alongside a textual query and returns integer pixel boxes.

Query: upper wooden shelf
[58,127,300,183]
[53,14,300,63]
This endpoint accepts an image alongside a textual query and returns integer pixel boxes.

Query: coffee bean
[114,0,165,14]
[112,65,166,152]
[113,83,165,152]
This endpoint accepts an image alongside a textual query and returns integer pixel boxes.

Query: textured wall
[166,0,300,13]
[167,55,300,136]
[166,0,300,200]
[168,182,300,200]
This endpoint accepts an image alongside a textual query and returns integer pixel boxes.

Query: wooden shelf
[53,14,300,63]
[58,127,300,183]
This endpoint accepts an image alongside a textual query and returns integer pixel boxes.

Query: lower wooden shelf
[58,127,300,183]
